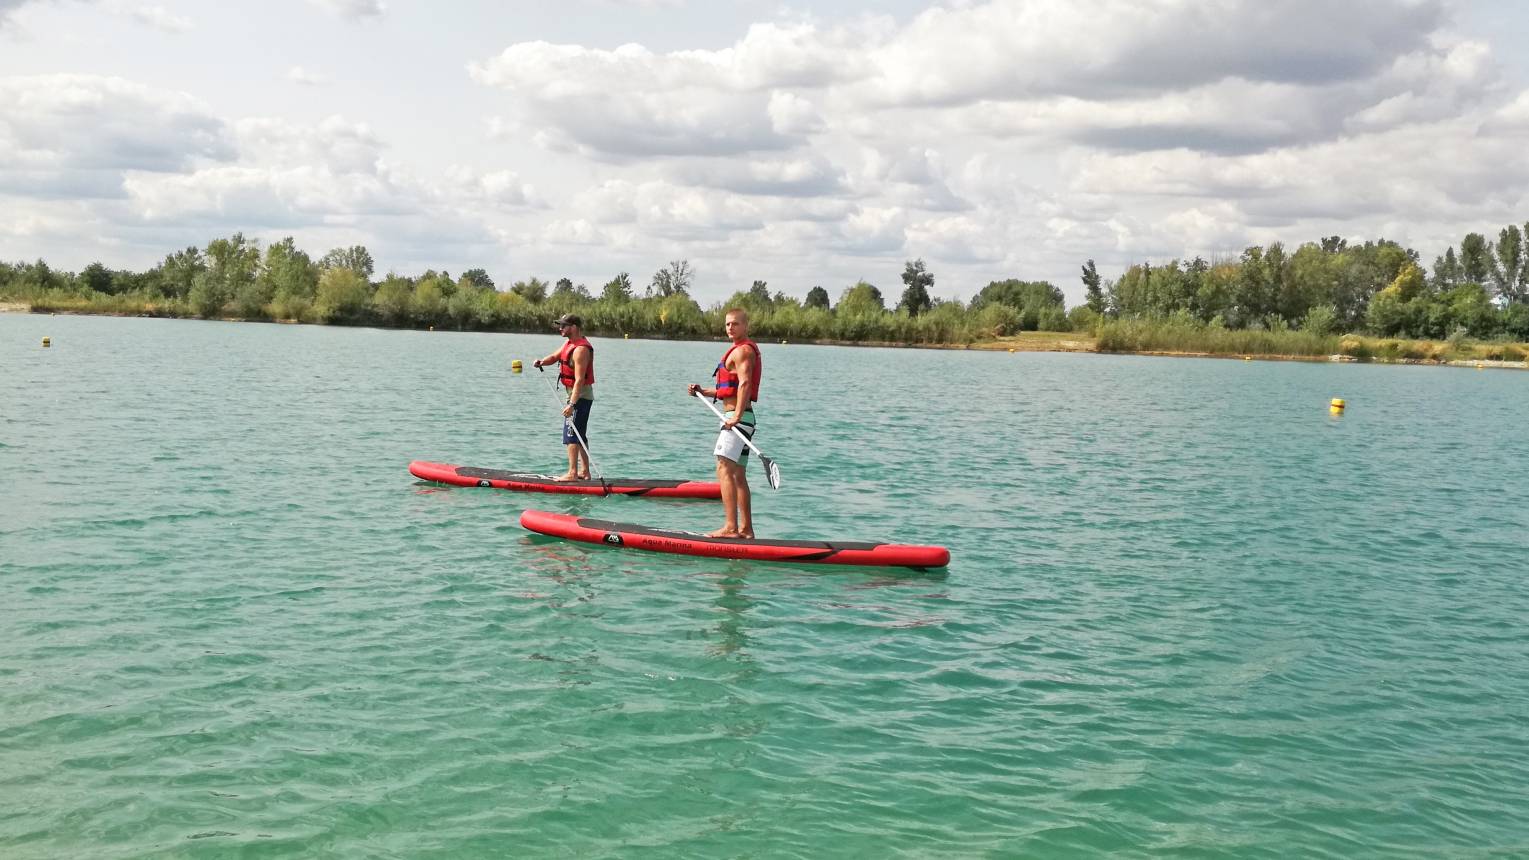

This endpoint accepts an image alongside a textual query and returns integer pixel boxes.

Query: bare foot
[706,527,740,538]
[552,472,579,482]
[738,529,755,540]
[576,473,591,480]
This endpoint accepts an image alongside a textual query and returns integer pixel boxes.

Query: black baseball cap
[554,314,582,328]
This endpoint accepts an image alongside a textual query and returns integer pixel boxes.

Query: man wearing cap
[533,314,595,481]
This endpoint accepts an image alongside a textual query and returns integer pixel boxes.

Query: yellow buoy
[624,333,630,339]
[42,337,51,347]
[511,359,523,374]
[1330,397,1346,415]
[1008,348,1015,353]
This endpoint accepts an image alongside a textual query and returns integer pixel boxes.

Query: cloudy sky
[3,0,1528,305]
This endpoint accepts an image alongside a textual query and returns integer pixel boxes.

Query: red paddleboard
[410,461,721,499]
[519,509,950,569]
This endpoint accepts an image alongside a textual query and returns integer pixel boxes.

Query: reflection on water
[707,570,755,659]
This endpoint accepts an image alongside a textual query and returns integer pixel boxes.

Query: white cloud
[0,74,231,200]
[307,0,384,20]
[905,213,1011,265]
[0,0,34,26]
[468,21,867,159]
[859,0,1444,107]
[766,90,823,136]
[128,4,190,33]
[667,154,844,197]
[444,165,539,208]
[286,66,330,87]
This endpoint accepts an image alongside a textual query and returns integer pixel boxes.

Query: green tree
[187,270,229,318]
[370,274,414,326]
[1082,259,1104,313]
[804,285,830,310]
[551,277,590,300]
[1283,243,1342,324]
[1300,304,1340,335]
[79,262,114,294]
[261,238,317,298]
[601,272,633,303]
[1488,224,1526,303]
[511,277,548,303]
[649,260,693,298]
[319,245,375,279]
[194,233,260,318]
[898,259,934,316]
[313,267,373,323]
[972,278,1065,316]
[748,280,772,306]
[837,281,884,315]
[460,268,495,290]
[1392,262,1426,301]
[255,237,317,318]
[156,247,205,300]
[1440,283,1498,337]
[1432,246,1462,290]
[411,274,450,324]
[1459,233,1490,284]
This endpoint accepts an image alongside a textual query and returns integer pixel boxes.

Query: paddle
[536,364,605,488]
[693,391,781,490]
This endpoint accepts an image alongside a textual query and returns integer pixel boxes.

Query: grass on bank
[1093,315,1529,363]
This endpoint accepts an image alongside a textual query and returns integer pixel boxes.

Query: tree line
[1095,224,1529,341]
[3,220,1527,344]
[0,235,1073,344]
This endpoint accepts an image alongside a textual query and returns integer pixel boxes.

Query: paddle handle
[693,391,765,458]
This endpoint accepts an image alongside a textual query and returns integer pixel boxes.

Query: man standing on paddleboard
[687,308,761,538]
[533,313,595,482]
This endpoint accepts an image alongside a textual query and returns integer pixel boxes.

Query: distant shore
[8,303,1527,370]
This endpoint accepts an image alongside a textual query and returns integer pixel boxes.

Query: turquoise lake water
[3,313,1528,858]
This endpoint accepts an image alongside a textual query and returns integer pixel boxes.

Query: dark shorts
[562,398,592,445]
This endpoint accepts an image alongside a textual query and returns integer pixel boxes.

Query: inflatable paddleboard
[410,461,721,499]
[519,509,950,569]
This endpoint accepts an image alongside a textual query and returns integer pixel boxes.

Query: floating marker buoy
[511,359,523,373]
[1330,397,1346,414]
[1476,362,1485,369]
[1243,355,1251,361]
[42,337,51,347]
[624,333,629,339]
[428,326,434,332]
[781,340,787,345]
[1008,348,1015,353]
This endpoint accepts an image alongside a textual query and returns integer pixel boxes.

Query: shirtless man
[687,308,761,538]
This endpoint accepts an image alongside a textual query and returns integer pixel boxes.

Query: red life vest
[558,337,594,389]
[714,339,761,404]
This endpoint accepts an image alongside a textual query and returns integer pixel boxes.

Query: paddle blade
[761,455,782,490]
